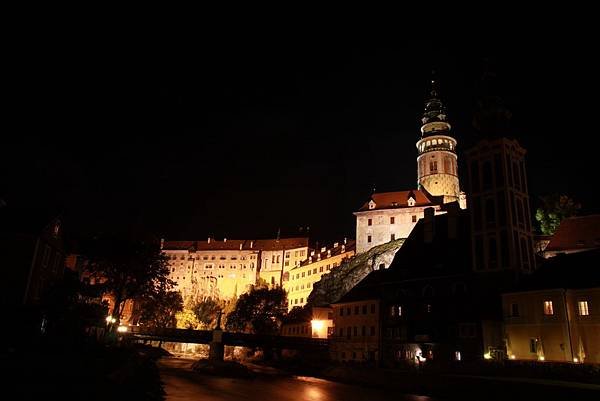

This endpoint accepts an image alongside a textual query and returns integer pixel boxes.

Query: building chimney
[327,250,331,258]
[341,244,345,252]
[424,207,435,243]
[333,242,339,248]
[344,237,347,244]
[321,247,326,253]
[160,238,164,250]
[447,202,459,240]
[224,238,227,242]
[250,240,254,248]
[240,243,243,250]
[208,237,211,244]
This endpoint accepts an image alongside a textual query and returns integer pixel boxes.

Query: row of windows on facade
[470,154,527,194]
[339,325,377,338]
[368,216,418,226]
[418,138,455,153]
[290,282,314,292]
[171,263,254,272]
[510,300,590,317]
[339,304,377,316]
[168,254,257,261]
[172,273,245,281]
[418,156,456,176]
[367,234,397,243]
[291,264,335,280]
[290,297,304,305]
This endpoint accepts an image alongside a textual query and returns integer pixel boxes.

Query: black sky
[3,34,599,245]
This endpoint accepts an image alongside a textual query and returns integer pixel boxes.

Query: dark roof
[545,215,600,253]
[356,190,436,212]
[0,207,62,237]
[336,209,472,304]
[512,249,600,291]
[162,237,309,252]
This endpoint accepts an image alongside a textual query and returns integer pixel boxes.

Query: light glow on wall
[117,325,128,333]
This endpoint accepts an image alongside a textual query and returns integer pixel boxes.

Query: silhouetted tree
[84,237,173,329]
[225,286,287,334]
[139,290,183,329]
[193,297,220,328]
[535,195,581,235]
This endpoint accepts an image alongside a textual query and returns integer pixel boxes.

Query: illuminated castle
[355,79,466,254]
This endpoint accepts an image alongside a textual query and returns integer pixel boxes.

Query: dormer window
[368,200,376,210]
[407,197,415,207]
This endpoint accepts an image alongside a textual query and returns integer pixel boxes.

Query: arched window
[422,285,435,297]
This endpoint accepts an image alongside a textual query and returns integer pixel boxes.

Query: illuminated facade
[502,250,600,364]
[331,299,381,362]
[355,80,465,254]
[161,237,308,301]
[284,240,355,309]
[281,306,334,339]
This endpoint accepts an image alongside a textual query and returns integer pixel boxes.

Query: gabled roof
[162,237,309,252]
[545,215,600,252]
[513,249,600,291]
[356,190,436,212]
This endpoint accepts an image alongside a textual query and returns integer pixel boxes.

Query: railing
[123,326,329,350]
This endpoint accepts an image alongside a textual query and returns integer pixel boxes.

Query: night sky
[3,35,599,246]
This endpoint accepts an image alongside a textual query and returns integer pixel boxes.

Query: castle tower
[416,79,464,206]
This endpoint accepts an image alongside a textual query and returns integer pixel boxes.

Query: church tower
[416,79,464,207]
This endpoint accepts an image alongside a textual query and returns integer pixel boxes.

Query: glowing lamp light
[573,357,579,363]
[311,320,325,331]
[538,356,545,361]
[509,355,516,360]
[117,325,128,333]
[483,352,492,360]
[106,316,117,324]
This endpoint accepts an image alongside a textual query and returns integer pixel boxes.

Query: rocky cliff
[307,239,404,306]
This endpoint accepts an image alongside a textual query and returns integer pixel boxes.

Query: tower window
[412,215,417,222]
[367,235,372,243]
[368,218,372,226]
[543,301,554,315]
[578,301,589,316]
[390,216,395,224]
[391,234,396,241]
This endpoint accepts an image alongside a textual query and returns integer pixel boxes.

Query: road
[158,357,436,401]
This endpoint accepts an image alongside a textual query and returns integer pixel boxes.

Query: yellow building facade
[503,287,600,363]
[284,241,355,309]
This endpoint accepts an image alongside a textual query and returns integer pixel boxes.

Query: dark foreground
[159,357,600,401]
[159,357,435,401]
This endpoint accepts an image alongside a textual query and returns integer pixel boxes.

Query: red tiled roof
[162,237,309,252]
[357,190,435,212]
[545,215,600,252]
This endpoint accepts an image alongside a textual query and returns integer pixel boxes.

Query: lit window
[578,301,589,316]
[543,301,554,315]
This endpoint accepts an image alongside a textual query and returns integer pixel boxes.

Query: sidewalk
[445,373,600,391]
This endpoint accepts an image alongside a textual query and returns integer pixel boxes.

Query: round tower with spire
[416,78,465,207]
